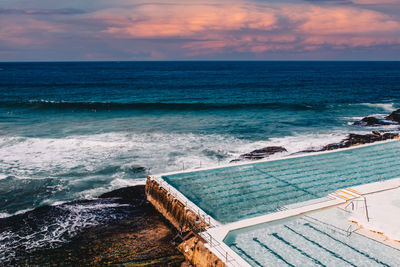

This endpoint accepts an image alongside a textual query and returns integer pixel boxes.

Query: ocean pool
[162,141,400,223]
[224,207,400,266]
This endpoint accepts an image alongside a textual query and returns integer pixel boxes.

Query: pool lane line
[283,225,357,267]
[270,232,325,266]
[252,237,295,267]
[252,167,319,198]
[304,223,390,267]
[230,243,264,267]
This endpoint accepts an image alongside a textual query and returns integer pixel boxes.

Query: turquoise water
[224,208,400,267]
[163,141,400,223]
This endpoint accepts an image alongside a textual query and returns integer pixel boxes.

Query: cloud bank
[1,0,399,60]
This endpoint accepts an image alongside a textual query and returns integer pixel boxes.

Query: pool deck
[205,178,400,266]
[148,140,400,267]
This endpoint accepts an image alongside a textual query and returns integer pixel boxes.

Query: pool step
[331,188,361,200]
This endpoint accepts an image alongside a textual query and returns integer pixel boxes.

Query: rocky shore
[4,186,187,267]
[234,108,400,161]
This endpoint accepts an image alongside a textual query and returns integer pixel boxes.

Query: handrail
[148,175,242,266]
[149,175,217,228]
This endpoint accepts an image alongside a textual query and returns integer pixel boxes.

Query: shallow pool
[162,141,400,223]
[224,208,400,266]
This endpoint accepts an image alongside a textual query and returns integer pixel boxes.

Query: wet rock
[320,132,397,151]
[382,132,397,139]
[235,146,287,161]
[8,185,186,267]
[353,116,394,126]
[385,109,400,123]
[372,130,381,136]
[353,116,381,126]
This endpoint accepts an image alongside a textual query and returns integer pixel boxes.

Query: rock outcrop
[232,146,287,162]
[352,116,393,126]
[293,131,397,155]
[353,108,400,126]
[385,108,400,123]
[8,185,187,266]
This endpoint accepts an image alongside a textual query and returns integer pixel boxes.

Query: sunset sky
[1,0,400,61]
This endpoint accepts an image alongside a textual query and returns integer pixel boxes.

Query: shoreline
[1,186,187,266]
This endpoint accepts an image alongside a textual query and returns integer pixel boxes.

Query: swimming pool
[224,207,400,266]
[162,141,400,223]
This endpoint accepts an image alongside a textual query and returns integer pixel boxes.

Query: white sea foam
[0,212,10,218]
[0,201,131,263]
[110,178,146,187]
[0,208,34,219]
[0,129,372,216]
[358,103,396,112]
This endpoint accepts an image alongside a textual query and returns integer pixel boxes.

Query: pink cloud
[93,0,400,54]
[97,3,277,39]
[1,0,399,59]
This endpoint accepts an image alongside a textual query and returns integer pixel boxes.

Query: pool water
[162,141,400,223]
[224,208,400,267]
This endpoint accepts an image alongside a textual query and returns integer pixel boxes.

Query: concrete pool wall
[145,140,400,267]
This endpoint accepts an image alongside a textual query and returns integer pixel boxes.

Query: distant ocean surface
[1,61,400,260]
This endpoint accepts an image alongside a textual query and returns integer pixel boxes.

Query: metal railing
[148,175,243,267]
[150,175,217,228]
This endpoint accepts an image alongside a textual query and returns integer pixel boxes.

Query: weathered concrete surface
[146,178,226,267]
[146,178,208,233]
[178,236,225,267]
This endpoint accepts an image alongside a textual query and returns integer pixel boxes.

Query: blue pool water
[224,208,400,267]
[163,141,400,223]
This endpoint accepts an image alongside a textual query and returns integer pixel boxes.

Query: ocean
[1,61,400,261]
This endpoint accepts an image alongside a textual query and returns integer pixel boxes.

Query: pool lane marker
[335,194,349,200]
[253,238,295,267]
[304,223,391,267]
[283,225,357,267]
[346,187,362,195]
[338,189,358,198]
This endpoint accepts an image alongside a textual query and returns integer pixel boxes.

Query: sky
[1,0,400,61]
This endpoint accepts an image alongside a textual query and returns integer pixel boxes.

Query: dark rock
[353,116,394,126]
[382,132,397,139]
[237,146,287,161]
[320,132,397,151]
[99,185,146,203]
[7,185,185,266]
[372,130,381,135]
[385,108,400,122]
[353,116,381,126]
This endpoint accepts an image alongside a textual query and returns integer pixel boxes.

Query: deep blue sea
[1,61,400,260]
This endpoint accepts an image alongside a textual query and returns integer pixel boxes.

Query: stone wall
[145,177,227,266]
[145,177,208,233]
[178,236,226,267]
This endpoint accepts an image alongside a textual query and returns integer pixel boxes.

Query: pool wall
[145,177,209,233]
[146,176,245,266]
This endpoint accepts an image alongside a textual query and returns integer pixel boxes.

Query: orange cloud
[98,2,277,39]
[1,0,399,59]
[93,0,400,54]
